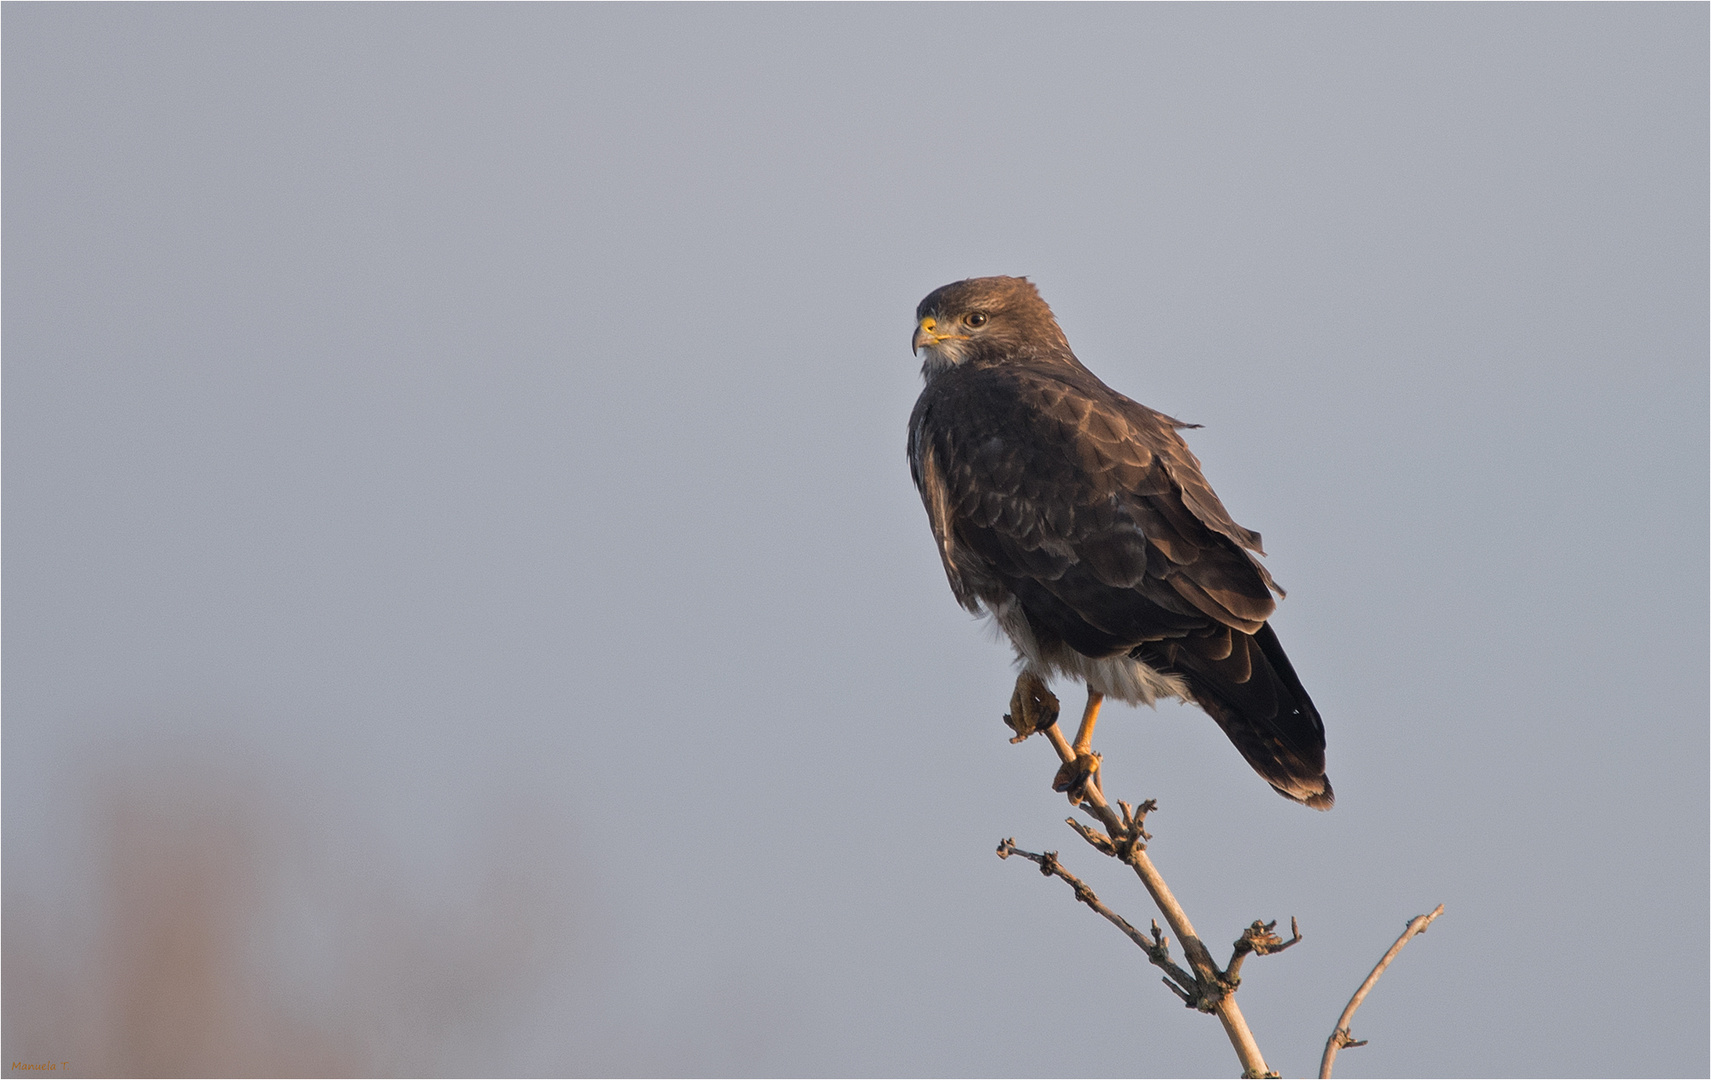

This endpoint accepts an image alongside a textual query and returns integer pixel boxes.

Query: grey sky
[5,4,1706,1077]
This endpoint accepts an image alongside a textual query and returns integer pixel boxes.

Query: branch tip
[1320,904,1445,1078]
[1066,816,1117,855]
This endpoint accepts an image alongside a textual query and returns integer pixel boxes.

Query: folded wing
[909,361,1331,807]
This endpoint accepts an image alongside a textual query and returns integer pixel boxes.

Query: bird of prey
[907,276,1332,809]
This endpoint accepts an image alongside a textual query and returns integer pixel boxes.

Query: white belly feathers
[988,596,1190,707]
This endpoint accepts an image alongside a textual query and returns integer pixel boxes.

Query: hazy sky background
[5,5,1706,1077]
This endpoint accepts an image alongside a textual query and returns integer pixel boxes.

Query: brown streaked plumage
[907,276,1332,808]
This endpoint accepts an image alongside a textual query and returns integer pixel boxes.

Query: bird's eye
[965,312,989,328]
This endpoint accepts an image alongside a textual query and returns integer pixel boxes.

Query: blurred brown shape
[100,779,351,1076]
[4,751,579,1077]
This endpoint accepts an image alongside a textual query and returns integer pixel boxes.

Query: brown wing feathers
[911,353,1332,808]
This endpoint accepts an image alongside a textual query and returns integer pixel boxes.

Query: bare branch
[1003,690,1438,1079]
[1091,790,1274,1076]
[1000,785,1277,1079]
[995,839,1198,1000]
[1010,722,1289,1076]
[1161,975,1194,1005]
[1224,917,1303,988]
[1064,816,1117,857]
[1319,904,1445,1079]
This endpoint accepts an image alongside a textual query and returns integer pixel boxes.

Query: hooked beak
[913,316,951,355]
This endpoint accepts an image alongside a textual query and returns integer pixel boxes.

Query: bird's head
[913,276,1072,379]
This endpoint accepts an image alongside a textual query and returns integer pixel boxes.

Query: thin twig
[996,839,1199,1000]
[1225,917,1302,989]
[1319,904,1445,1079]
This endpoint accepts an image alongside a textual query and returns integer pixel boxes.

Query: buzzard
[907,276,1332,809]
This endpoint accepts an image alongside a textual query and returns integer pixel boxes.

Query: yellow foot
[1004,672,1059,743]
[1052,750,1103,803]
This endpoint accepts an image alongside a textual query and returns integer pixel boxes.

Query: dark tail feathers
[1135,621,1333,809]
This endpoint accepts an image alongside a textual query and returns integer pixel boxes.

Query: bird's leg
[1003,671,1060,743]
[1052,691,1104,802]
[1071,690,1103,756]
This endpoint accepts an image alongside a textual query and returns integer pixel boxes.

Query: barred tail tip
[1275,776,1335,811]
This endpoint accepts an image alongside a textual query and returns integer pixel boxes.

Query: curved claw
[1052,750,1103,802]
[1004,673,1060,743]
